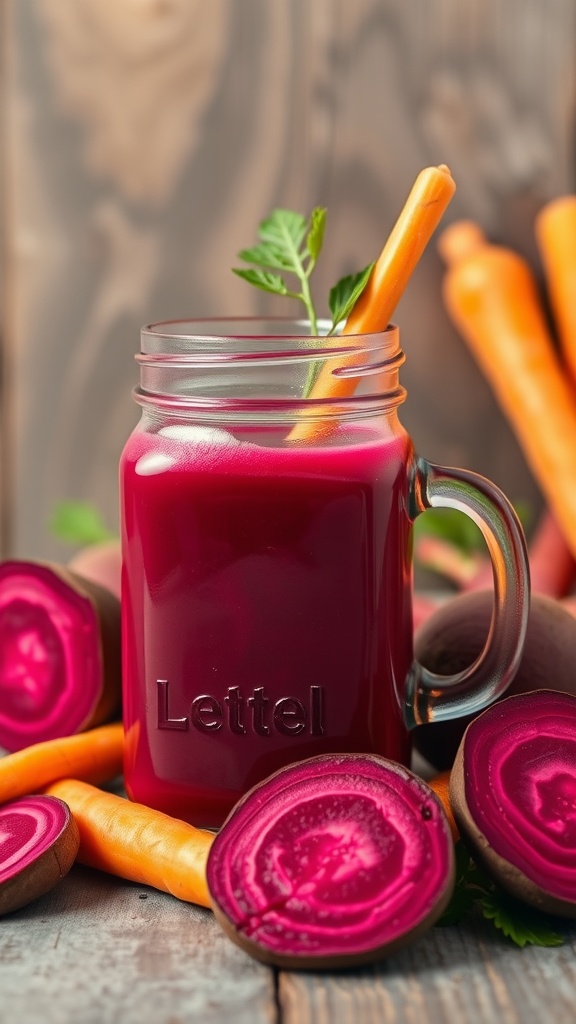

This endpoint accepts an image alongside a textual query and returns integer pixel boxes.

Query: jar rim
[136,317,406,421]
[141,316,398,346]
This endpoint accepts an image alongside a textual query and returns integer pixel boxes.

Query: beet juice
[121,319,529,829]
[121,421,413,828]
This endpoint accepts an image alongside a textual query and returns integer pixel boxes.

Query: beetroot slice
[207,753,455,969]
[0,560,121,751]
[0,795,80,915]
[450,689,576,917]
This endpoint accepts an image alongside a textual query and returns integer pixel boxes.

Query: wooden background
[2,0,576,560]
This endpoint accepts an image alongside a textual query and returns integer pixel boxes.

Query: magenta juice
[121,423,414,828]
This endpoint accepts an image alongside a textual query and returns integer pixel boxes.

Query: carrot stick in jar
[288,164,456,443]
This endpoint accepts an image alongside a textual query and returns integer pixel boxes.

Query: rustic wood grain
[0,866,276,1024]
[3,0,576,559]
[279,917,576,1024]
[2,862,576,1024]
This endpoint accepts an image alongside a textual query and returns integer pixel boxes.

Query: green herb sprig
[233,207,374,337]
[438,841,565,948]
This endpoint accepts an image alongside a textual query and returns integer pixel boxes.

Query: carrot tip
[437,220,487,267]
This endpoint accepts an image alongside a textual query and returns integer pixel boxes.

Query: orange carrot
[288,164,456,442]
[535,196,576,387]
[0,722,123,805]
[440,231,576,559]
[436,219,487,268]
[45,778,213,908]
[427,770,458,841]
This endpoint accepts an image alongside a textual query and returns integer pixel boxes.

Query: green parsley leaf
[481,892,565,948]
[236,243,293,272]
[437,842,566,948]
[50,501,116,546]
[233,206,374,344]
[329,262,375,330]
[306,207,327,262]
[232,268,290,297]
[258,208,308,254]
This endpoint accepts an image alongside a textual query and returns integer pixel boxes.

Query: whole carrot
[288,164,456,443]
[0,722,123,805]
[440,226,576,559]
[45,778,213,908]
[535,196,576,387]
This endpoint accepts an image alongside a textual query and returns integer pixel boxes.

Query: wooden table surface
[2,849,576,1023]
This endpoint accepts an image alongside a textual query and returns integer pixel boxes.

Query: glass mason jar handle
[405,456,530,728]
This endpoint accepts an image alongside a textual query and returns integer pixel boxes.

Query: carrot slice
[536,196,576,387]
[45,778,213,908]
[288,164,456,442]
[0,723,123,805]
[440,234,576,559]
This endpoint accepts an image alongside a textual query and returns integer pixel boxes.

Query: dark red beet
[0,795,80,915]
[450,690,576,917]
[207,753,455,969]
[0,560,121,752]
[413,590,576,770]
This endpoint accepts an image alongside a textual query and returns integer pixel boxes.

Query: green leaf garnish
[50,501,116,546]
[481,892,564,948]
[234,206,373,340]
[329,262,375,330]
[438,841,566,948]
[306,207,327,262]
[259,208,308,253]
[232,267,290,297]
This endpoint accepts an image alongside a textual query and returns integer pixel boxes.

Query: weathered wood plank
[279,917,576,1024]
[5,861,576,1024]
[4,0,576,560]
[0,866,276,1024]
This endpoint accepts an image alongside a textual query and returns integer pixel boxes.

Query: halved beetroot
[207,753,455,969]
[0,560,121,751]
[0,795,80,915]
[451,689,576,917]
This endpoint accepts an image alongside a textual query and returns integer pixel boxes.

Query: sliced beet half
[0,560,121,752]
[451,689,576,917]
[0,795,80,915]
[207,753,455,969]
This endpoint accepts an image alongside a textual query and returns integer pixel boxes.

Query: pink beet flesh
[0,796,72,883]
[0,562,102,750]
[207,753,454,964]
[462,690,576,904]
